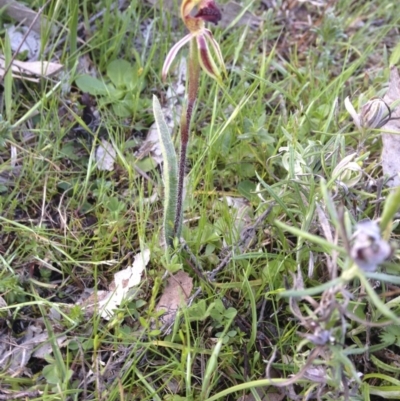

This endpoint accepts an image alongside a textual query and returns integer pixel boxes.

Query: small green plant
[75,59,148,117]
[42,357,74,389]
[208,299,237,327]
[103,195,126,219]
[380,325,400,346]
[0,114,12,147]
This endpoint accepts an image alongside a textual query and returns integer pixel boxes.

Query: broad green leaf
[59,143,80,160]
[135,157,157,173]
[107,59,133,88]
[237,179,256,200]
[224,307,237,319]
[112,102,131,118]
[75,75,108,96]
[43,364,60,384]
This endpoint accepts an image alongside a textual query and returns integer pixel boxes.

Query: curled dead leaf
[381,66,400,187]
[79,249,150,320]
[154,271,193,327]
[0,56,63,82]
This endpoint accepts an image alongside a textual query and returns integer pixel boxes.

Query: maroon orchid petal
[197,34,221,82]
[203,29,225,75]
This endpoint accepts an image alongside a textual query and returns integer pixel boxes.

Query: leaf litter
[154,270,193,327]
[79,248,150,320]
[0,324,68,376]
[6,26,40,60]
[0,0,63,82]
[0,0,55,35]
[95,139,117,171]
[0,56,63,82]
[0,249,150,376]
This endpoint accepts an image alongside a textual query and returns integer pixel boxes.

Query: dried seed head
[345,96,392,131]
[350,220,392,272]
[360,97,390,129]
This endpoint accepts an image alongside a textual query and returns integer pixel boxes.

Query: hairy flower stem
[173,40,200,237]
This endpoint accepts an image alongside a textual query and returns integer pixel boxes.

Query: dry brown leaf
[32,334,68,359]
[0,0,51,34]
[0,56,63,82]
[382,66,400,187]
[145,0,260,29]
[155,271,193,326]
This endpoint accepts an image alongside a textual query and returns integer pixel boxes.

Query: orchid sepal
[162,34,193,81]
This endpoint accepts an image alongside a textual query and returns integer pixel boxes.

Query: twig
[1,0,52,81]
[266,346,322,387]
[180,238,207,279]
[0,391,42,400]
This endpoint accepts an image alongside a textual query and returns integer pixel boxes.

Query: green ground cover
[1,1,400,400]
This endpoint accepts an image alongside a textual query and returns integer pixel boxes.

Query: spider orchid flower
[162,0,226,83]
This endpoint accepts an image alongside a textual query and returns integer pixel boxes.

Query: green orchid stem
[173,39,200,238]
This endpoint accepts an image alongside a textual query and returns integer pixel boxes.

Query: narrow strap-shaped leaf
[152,95,179,246]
